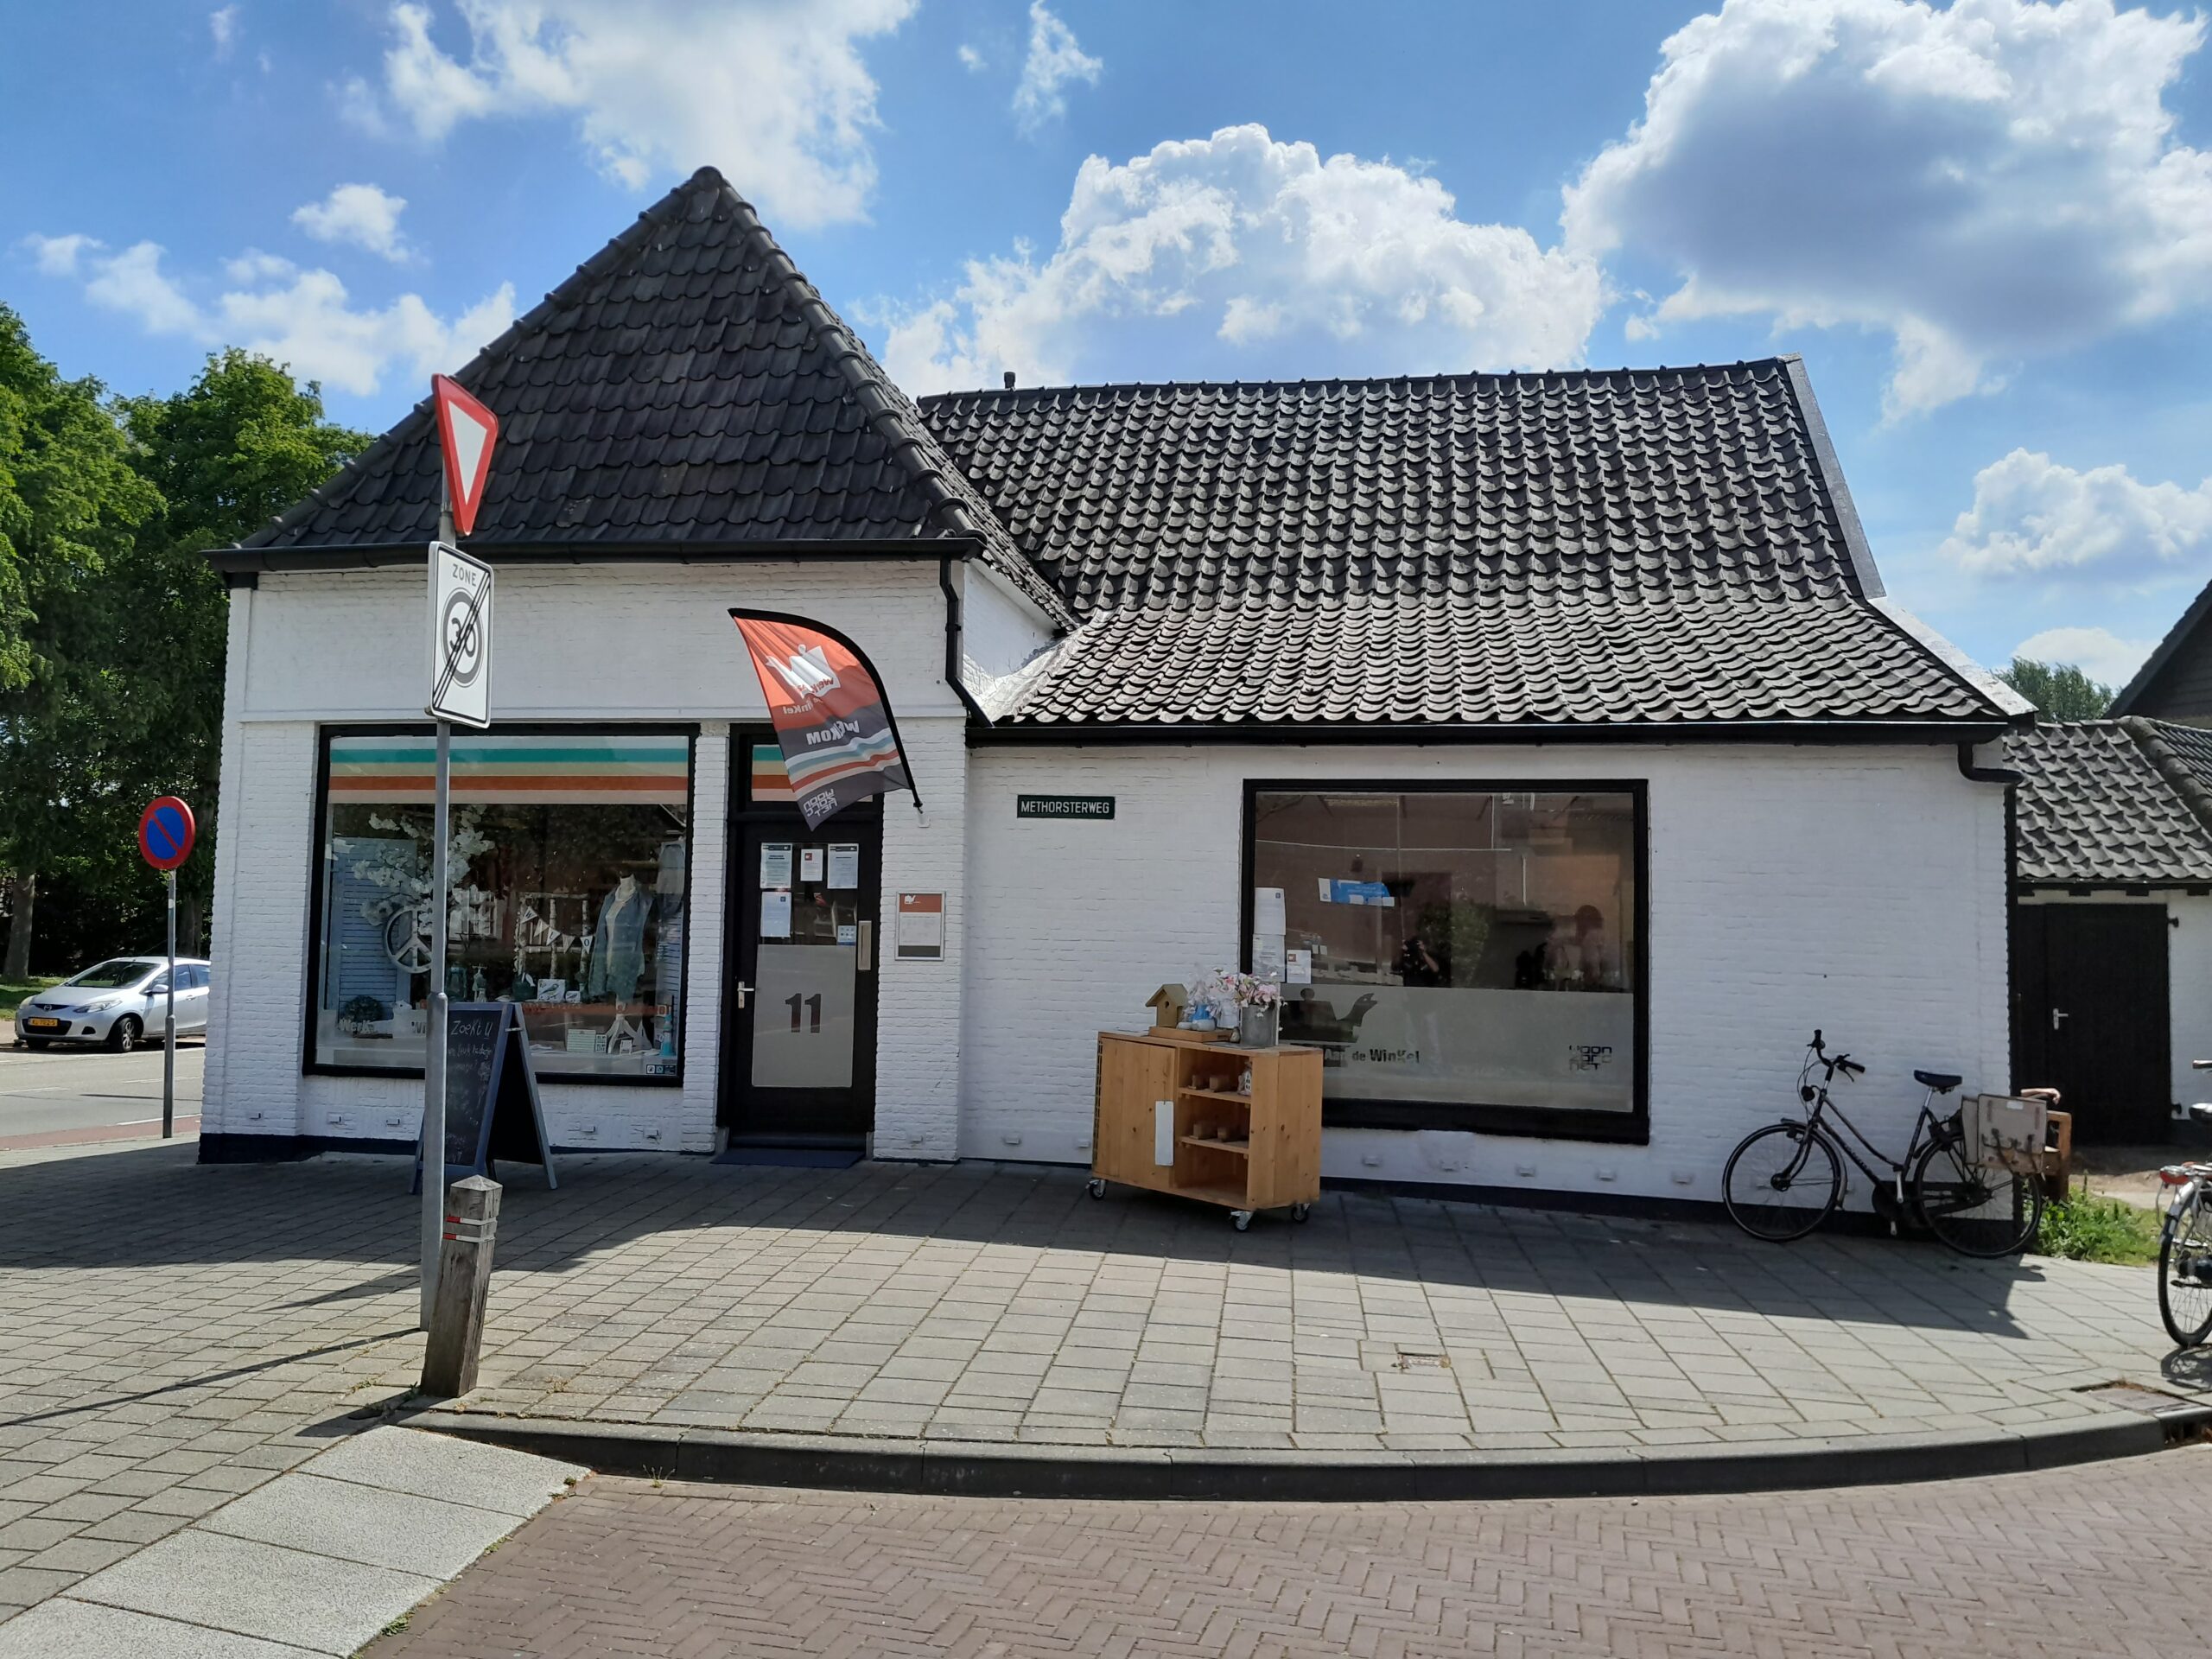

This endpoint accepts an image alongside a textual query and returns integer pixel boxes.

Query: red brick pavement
[366,1445,2207,1657]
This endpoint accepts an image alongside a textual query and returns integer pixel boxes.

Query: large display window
[1245,782,1646,1141]
[309,728,694,1083]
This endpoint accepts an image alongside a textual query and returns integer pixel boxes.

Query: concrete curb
[402,1402,2212,1504]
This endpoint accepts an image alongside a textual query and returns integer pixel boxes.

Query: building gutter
[968,717,2014,748]
[205,537,985,575]
[938,556,993,727]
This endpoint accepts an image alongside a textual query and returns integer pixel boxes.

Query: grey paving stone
[301,1430,581,1517]
[0,1599,323,1659]
[200,1472,526,1580]
[67,1529,434,1655]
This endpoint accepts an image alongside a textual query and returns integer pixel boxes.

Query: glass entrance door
[723,810,880,1144]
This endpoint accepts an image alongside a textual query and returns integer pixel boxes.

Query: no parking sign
[138,796,195,872]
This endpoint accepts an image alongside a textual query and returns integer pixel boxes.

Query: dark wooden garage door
[2012,904,2171,1144]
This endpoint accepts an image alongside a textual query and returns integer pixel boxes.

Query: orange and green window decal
[750,743,796,804]
[328,734,689,806]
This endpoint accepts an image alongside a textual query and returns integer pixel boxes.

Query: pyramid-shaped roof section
[236,167,1072,626]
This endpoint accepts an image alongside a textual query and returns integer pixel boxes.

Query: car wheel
[107,1016,141,1053]
[21,1038,49,1052]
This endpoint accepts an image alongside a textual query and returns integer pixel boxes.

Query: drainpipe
[1960,739,2025,1088]
[939,556,992,726]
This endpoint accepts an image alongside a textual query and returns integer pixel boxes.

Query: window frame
[302,721,701,1086]
[1240,776,1650,1146]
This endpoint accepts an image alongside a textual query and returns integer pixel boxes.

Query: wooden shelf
[1178,1085,1252,1104]
[1179,1134,1249,1156]
[1177,1180,1249,1207]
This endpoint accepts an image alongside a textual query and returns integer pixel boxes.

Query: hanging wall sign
[896,892,944,960]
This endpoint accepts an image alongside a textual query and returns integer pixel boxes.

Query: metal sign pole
[421,487,457,1332]
[162,869,176,1141]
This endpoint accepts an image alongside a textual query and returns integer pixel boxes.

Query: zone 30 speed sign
[427,542,493,728]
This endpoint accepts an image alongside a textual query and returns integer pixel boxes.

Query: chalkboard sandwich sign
[413,1002,557,1192]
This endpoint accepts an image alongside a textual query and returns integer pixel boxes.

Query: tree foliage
[0,325,365,971]
[1998,656,2118,721]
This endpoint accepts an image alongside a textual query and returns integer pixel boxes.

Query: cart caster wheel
[1291,1202,1311,1223]
[1231,1211,1253,1231]
[1085,1179,1107,1199]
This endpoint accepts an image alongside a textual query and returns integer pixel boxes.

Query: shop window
[310,729,693,1082]
[1247,785,1644,1139]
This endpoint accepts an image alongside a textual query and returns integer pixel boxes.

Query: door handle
[2051,1007,2069,1032]
[735,981,754,1010]
[857,921,873,972]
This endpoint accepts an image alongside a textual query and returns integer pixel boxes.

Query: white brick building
[197,168,2030,1211]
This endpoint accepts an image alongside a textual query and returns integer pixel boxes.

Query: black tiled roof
[238,168,1073,626]
[989,592,1999,727]
[2009,721,2212,886]
[922,364,2012,728]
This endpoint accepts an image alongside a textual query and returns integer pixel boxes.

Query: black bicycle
[1722,1032,2044,1257]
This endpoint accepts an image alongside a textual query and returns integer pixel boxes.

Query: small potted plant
[1219,970,1282,1048]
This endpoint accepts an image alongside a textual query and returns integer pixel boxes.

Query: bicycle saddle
[1913,1069,1962,1093]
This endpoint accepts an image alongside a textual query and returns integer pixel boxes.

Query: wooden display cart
[1089,1029,1323,1229]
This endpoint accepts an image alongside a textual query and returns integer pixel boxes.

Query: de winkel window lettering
[1247,784,1646,1140]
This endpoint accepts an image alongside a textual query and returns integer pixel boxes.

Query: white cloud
[1012,1,1101,133]
[362,0,915,226]
[1564,0,2212,416]
[85,243,204,338]
[957,43,985,72]
[209,4,238,57]
[1940,449,2212,581]
[32,234,512,397]
[292,182,412,261]
[2010,625,2158,686]
[20,233,98,276]
[880,124,1602,394]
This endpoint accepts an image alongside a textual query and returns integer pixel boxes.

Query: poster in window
[760,842,793,887]
[800,846,825,881]
[760,890,792,938]
[827,844,860,888]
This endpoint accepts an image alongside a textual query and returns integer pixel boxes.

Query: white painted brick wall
[961,743,2011,1204]
[207,563,969,1156]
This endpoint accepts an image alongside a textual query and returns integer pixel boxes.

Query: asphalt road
[0,1038,202,1143]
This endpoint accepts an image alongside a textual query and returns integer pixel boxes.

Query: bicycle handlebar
[1806,1032,1861,1080]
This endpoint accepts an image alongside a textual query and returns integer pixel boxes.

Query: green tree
[1998,656,2118,721]
[0,306,159,978]
[0,334,365,978]
[111,352,368,951]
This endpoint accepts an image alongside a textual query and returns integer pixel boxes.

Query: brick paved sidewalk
[1,1140,2203,1626]
[363,1446,2212,1658]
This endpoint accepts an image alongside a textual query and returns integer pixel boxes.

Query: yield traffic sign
[430,374,499,538]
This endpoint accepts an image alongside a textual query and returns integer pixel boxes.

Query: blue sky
[8,0,2212,686]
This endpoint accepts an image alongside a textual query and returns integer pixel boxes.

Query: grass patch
[2034,1186,2164,1266]
[0,976,62,1021]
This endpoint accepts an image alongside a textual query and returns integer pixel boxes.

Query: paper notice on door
[1252,932,1286,978]
[800,846,825,882]
[760,843,793,887]
[836,923,857,945]
[827,844,860,888]
[1285,947,1313,986]
[1254,886,1286,936]
[760,889,792,938]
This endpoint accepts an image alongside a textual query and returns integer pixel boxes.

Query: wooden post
[419,1175,501,1398]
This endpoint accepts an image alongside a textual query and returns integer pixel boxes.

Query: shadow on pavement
[0,1141,2062,1338]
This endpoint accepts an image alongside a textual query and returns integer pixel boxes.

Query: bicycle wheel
[1910,1135,2043,1257]
[2158,1196,2212,1348]
[1723,1123,1842,1242]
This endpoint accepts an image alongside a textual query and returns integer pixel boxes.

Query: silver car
[16,957,212,1052]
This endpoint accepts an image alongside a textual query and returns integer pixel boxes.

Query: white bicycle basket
[1961,1093,2049,1177]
